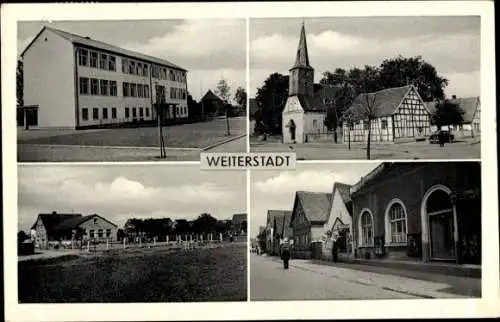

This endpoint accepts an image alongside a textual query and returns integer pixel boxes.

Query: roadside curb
[202,134,247,151]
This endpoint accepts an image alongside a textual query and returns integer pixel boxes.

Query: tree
[256,229,267,253]
[18,230,29,243]
[192,213,218,234]
[378,55,448,102]
[234,87,247,116]
[17,60,23,107]
[255,73,289,135]
[432,99,465,131]
[215,79,232,135]
[187,94,202,121]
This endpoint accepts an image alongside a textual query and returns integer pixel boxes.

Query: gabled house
[289,191,332,259]
[30,211,118,249]
[342,85,432,143]
[427,96,481,138]
[322,182,353,260]
[271,210,293,255]
[265,210,290,254]
[200,89,225,117]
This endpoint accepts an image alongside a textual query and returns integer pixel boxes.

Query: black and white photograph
[17,164,248,302]
[16,19,247,162]
[250,162,481,300]
[249,16,482,160]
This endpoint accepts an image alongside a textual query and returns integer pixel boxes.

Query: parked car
[429,130,455,144]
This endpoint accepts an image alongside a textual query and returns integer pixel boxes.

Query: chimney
[452,94,457,99]
[51,211,57,215]
[85,36,91,39]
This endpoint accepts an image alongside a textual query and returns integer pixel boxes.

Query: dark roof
[267,210,290,227]
[282,213,293,237]
[232,213,247,225]
[201,89,223,102]
[21,26,186,71]
[274,215,285,237]
[291,23,313,70]
[31,213,82,232]
[345,85,418,121]
[296,94,328,113]
[52,214,118,232]
[333,182,352,204]
[295,191,332,224]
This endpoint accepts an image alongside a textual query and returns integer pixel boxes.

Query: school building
[20,26,188,129]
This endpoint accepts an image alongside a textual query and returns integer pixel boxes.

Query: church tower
[289,23,314,97]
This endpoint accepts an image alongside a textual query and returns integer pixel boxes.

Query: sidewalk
[329,254,481,278]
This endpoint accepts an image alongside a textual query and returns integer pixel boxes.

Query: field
[18,117,246,149]
[18,243,247,303]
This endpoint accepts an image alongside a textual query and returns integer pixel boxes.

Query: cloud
[123,19,245,71]
[255,170,360,195]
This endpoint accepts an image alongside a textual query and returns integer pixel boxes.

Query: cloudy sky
[250,16,480,98]
[250,163,380,237]
[17,19,246,102]
[18,164,246,232]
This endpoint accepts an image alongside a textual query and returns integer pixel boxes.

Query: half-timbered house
[427,96,481,138]
[342,85,432,143]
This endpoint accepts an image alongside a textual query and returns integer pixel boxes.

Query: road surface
[250,254,480,300]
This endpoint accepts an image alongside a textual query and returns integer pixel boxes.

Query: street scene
[250,162,481,300]
[249,16,481,160]
[16,19,247,162]
[17,164,247,302]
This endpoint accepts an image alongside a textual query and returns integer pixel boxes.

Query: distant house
[322,182,353,261]
[200,90,225,117]
[343,85,432,143]
[265,210,289,254]
[427,96,481,138]
[30,211,118,249]
[289,191,332,259]
[231,213,247,235]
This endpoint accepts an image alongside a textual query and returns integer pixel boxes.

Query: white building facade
[22,26,188,129]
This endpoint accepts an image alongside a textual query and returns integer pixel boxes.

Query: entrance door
[426,189,456,261]
[429,211,455,260]
[288,119,296,141]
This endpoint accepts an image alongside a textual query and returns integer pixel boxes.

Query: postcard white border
[2,1,499,321]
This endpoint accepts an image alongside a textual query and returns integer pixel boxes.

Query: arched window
[360,211,373,246]
[388,202,407,244]
[313,119,317,129]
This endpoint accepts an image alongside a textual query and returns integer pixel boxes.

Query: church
[282,24,336,144]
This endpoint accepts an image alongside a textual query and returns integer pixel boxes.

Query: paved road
[250,139,480,160]
[250,254,479,300]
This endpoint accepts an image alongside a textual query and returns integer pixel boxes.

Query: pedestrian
[332,240,338,263]
[280,238,291,269]
[439,130,445,147]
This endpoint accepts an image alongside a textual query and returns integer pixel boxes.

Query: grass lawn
[18,243,247,303]
[19,117,246,149]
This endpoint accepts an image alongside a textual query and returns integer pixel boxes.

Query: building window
[363,122,369,130]
[78,48,89,66]
[145,108,150,117]
[106,229,111,238]
[122,58,128,73]
[144,84,150,98]
[98,229,103,238]
[91,78,99,95]
[129,61,135,74]
[132,107,137,118]
[123,82,129,97]
[143,64,149,77]
[137,84,144,98]
[102,107,108,120]
[130,83,137,97]
[125,107,130,118]
[110,81,117,96]
[139,107,144,118]
[161,68,167,80]
[99,53,108,70]
[111,107,117,119]
[108,56,116,71]
[82,108,89,121]
[381,119,388,129]
[89,229,95,238]
[93,108,99,120]
[137,62,142,75]
[100,79,109,96]
[79,77,89,95]
[361,211,373,246]
[388,202,407,244]
[90,51,98,68]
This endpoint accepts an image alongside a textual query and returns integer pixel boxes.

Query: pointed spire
[292,22,312,69]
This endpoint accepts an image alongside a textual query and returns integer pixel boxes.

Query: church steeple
[289,22,314,97]
[292,22,312,69]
